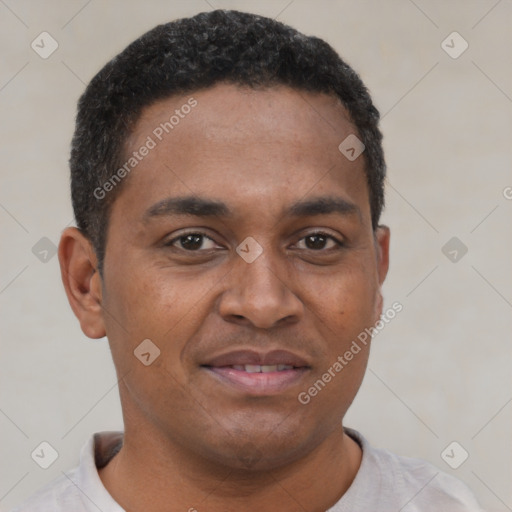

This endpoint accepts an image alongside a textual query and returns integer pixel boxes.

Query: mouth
[201,350,311,395]
[231,364,296,372]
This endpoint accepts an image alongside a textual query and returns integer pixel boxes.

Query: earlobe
[58,227,106,339]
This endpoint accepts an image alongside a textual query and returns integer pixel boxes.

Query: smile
[231,364,294,372]
[202,365,310,395]
[200,349,312,395]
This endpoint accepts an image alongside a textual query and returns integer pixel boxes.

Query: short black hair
[70,9,385,274]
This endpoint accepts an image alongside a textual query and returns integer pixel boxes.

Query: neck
[99,423,362,512]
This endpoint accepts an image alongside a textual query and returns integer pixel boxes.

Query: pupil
[306,235,326,250]
[182,234,203,250]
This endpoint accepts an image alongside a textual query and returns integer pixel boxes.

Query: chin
[198,416,327,472]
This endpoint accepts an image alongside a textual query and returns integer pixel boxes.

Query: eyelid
[164,229,344,252]
[164,229,345,251]
[164,230,223,249]
[292,231,345,249]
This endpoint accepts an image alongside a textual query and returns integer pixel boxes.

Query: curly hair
[70,9,385,274]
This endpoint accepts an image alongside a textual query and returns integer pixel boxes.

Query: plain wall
[1,1,511,510]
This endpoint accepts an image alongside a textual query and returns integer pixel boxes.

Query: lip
[201,349,311,396]
[202,349,311,368]
[203,366,310,395]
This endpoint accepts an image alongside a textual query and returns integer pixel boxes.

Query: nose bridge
[242,250,287,299]
[219,245,303,329]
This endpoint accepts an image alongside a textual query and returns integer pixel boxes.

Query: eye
[166,232,221,251]
[295,232,343,251]
[165,231,342,253]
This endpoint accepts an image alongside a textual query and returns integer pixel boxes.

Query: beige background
[1,0,511,510]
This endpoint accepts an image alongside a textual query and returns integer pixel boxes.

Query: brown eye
[178,234,204,250]
[166,232,220,251]
[297,233,341,251]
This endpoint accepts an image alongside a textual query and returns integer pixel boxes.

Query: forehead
[114,83,370,223]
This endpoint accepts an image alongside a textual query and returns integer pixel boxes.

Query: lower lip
[203,366,309,395]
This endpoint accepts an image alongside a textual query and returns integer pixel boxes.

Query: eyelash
[165,230,344,252]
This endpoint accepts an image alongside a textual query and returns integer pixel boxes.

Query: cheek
[104,264,186,327]
[301,263,379,327]
[101,264,218,371]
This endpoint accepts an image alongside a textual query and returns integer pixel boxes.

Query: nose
[218,250,304,329]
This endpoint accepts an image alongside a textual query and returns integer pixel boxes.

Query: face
[89,84,389,469]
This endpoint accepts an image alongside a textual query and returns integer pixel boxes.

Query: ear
[373,225,390,317]
[58,227,106,339]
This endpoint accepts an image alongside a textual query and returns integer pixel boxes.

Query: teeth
[231,364,294,373]
[244,365,261,373]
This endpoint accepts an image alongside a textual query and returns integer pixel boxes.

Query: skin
[59,83,390,512]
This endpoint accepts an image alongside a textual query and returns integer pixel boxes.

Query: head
[69,9,385,275]
[59,10,389,471]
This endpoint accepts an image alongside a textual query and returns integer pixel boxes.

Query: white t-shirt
[10,428,483,512]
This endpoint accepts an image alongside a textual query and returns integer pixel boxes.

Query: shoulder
[345,429,483,511]
[9,469,86,512]
[9,432,124,512]
[390,451,482,511]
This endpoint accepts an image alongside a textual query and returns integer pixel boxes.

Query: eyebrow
[286,196,361,219]
[144,196,231,220]
[143,195,361,221]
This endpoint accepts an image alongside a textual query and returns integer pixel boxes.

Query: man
[13,9,483,512]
